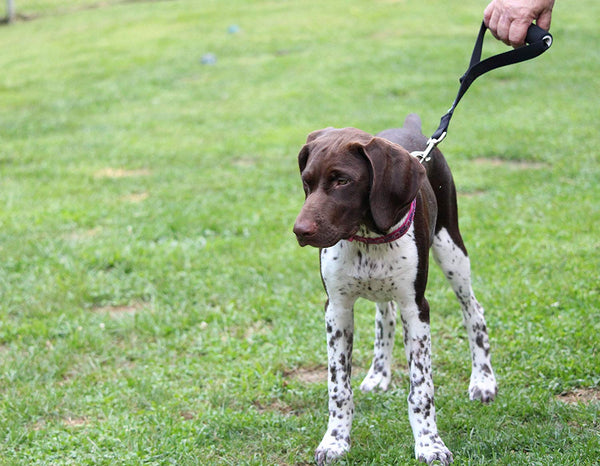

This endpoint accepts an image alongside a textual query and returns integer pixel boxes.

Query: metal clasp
[411,131,447,164]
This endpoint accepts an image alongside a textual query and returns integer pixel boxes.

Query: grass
[0,0,598,464]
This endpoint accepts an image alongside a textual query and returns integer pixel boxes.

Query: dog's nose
[293,219,318,239]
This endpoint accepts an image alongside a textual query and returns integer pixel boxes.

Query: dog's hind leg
[432,227,498,402]
[360,301,396,392]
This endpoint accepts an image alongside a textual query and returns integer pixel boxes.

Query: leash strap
[413,21,553,163]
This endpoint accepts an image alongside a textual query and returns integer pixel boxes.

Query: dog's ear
[360,137,426,232]
[298,144,310,173]
[299,127,335,173]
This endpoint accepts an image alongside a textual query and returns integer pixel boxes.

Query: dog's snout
[293,217,318,240]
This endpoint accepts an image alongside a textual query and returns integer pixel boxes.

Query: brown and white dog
[293,114,497,465]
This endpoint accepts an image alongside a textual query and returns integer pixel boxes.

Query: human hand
[484,0,555,47]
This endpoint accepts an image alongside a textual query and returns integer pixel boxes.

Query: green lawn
[0,0,598,464]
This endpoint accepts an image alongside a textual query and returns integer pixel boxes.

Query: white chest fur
[320,226,419,303]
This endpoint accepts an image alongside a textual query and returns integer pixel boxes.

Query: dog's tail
[402,113,423,134]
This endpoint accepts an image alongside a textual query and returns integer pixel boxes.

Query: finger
[508,21,529,47]
[536,10,552,31]
[485,8,501,40]
[483,2,494,25]
[496,15,512,46]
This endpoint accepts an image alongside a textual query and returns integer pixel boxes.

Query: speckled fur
[294,116,497,465]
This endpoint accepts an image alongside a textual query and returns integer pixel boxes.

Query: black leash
[413,20,553,163]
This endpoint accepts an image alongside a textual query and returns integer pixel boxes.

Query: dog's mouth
[296,235,337,249]
[294,225,360,249]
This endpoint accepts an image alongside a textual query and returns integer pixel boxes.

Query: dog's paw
[415,435,453,465]
[468,370,498,403]
[314,436,350,465]
[359,366,391,392]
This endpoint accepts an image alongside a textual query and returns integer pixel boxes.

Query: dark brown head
[293,127,426,248]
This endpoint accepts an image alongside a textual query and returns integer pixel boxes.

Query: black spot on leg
[475,334,484,349]
[376,319,383,339]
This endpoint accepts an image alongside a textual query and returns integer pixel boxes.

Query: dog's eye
[329,172,350,187]
[336,178,350,186]
[302,180,311,194]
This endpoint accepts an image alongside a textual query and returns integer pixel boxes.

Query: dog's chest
[320,232,419,302]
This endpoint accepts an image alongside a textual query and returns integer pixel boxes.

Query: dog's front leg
[315,298,355,465]
[401,299,453,465]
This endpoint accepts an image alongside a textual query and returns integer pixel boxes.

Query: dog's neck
[348,199,416,245]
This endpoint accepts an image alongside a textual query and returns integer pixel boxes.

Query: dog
[293,114,497,465]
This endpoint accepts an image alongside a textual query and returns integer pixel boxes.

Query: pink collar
[348,199,416,245]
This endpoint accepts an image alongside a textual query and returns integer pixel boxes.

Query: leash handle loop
[428,21,553,143]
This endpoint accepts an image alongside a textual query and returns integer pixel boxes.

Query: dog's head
[293,127,426,248]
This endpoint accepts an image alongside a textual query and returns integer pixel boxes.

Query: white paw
[359,366,391,392]
[415,435,453,465]
[468,370,498,403]
[315,435,350,465]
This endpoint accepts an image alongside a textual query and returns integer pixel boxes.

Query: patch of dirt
[32,416,89,431]
[283,366,327,384]
[458,189,487,198]
[94,168,151,179]
[253,399,295,416]
[180,411,196,420]
[32,419,46,431]
[2,0,174,24]
[92,301,145,318]
[63,416,88,428]
[121,192,149,203]
[64,227,102,241]
[232,157,256,167]
[556,387,600,405]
